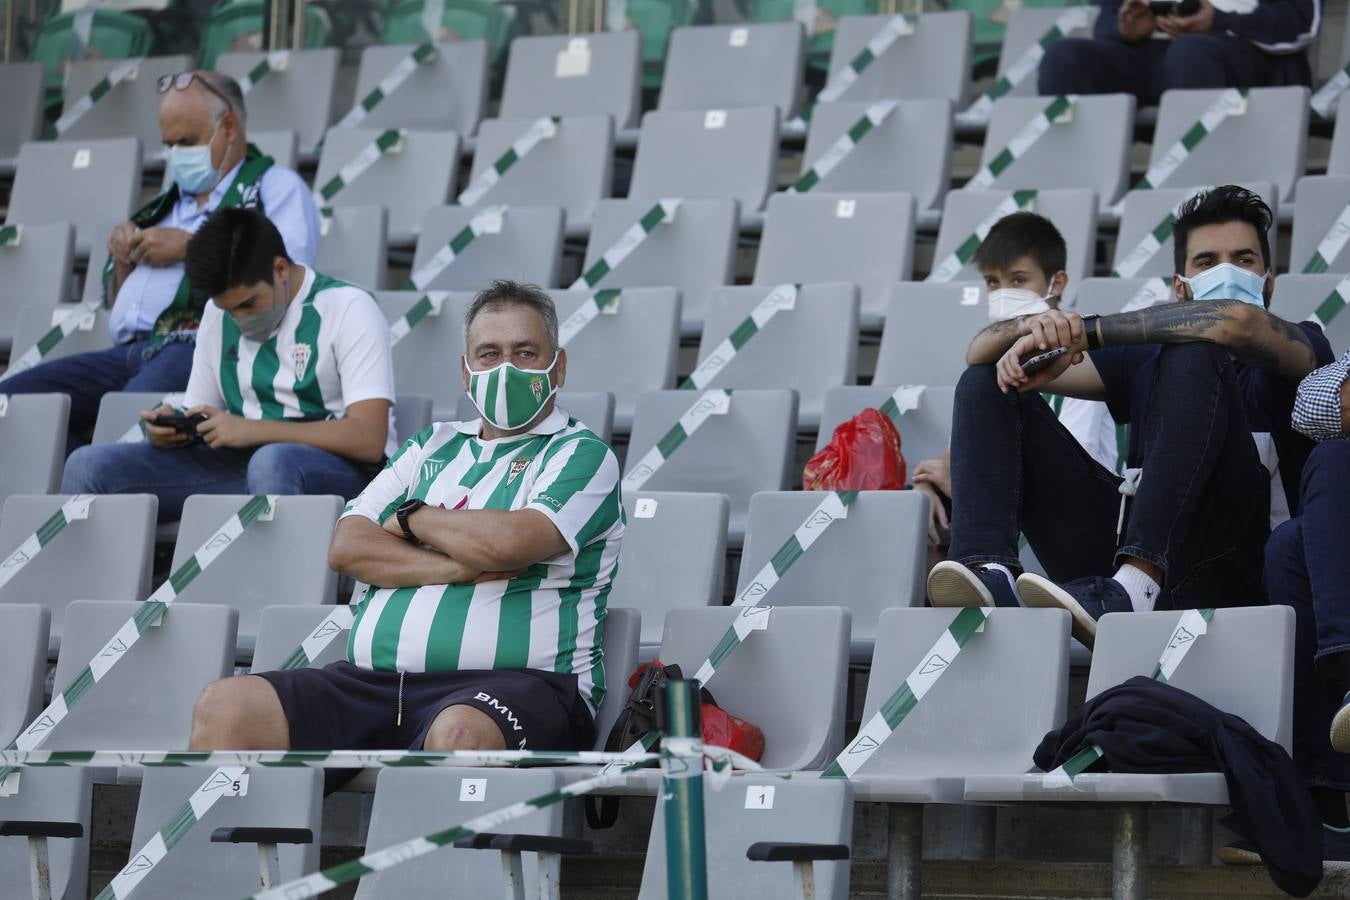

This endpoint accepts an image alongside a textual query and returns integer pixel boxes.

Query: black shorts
[256,662,596,753]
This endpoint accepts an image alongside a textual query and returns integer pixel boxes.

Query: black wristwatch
[1081,314,1102,351]
[395,499,427,543]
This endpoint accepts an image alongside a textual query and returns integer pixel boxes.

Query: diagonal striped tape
[789,102,897,194]
[1302,201,1350,274]
[330,42,437,135]
[568,199,681,291]
[1313,62,1350,119]
[965,95,1075,192]
[0,224,19,247]
[46,58,143,139]
[1110,190,1212,279]
[927,191,1038,283]
[0,495,95,594]
[4,299,103,377]
[404,205,508,291]
[0,748,663,770]
[117,393,188,444]
[456,116,559,207]
[789,14,914,128]
[877,384,925,423]
[276,604,356,671]
[388,292,446,346]
[621,389,730,493]
[1121,277,1174,313]
[680,284,799,390]
[824,607,992,779]
[1307,274,1350,330]
[956,7,1092,128]
[314,128,405,229]
[692,606,773,687]
[557,289,622,347]
[238,51,291,95]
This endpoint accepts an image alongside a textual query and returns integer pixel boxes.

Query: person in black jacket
[1039,0,1320,106]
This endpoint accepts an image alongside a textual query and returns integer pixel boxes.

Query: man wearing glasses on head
[1,69,320,451]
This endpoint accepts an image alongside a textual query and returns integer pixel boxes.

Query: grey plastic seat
[977,94,1133,204]
[500,32,641,129]
[59,55,193,150]
[549,287,679,432]
[626,389,797,543]
[628,106,779,214]
[455,391,615,443]
[314,128,461,244]
[467,115,613,229]
[696,282,857,427]
[638,775,854,900]
[1290,175,1350,274]
[610,492,728,658]
[737,491,926,661]
[753,191,915,328]
[798,98,953,213]
[1329,93,1350,175]
[412,206,563,290]
[827,12,971,105]
[0,393,69,505]
[584,198,737,334]
[395,393,433,444]
[1268,273,1350,354]
[931,188,1096,288]
[1113,181,1276,279]
[0,494,155,654]
[657,22,803,117]
[8,138,141,256]
[816,385,955,471]
[0,222,75,352]
[1070,276,1177,318]
[247,129,298,170]
[11,304,112,366]
[89,391,186,445]
[347,41,488,135]
[591,607,640,744]
[0,63,44,160]
[874,282,993,386]
[172,495,342,656]
[1149,86,1307,203]
[217,48,340,151]
[376,290,470,420]
[317,205,387,290]
[252,604,352,670]
[996,6,1098,98]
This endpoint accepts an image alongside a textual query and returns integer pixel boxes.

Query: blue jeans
[1266,440,1350,791]
[0,338,196,453]
[61,441,377,522]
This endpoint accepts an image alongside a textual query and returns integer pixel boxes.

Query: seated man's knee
[59,445,104,493]
[189,676,282,750]
[1265,516,1303,574]
[423,705,507,751]
[956,363,1002,401]
[246,443,305,494]
[1157,340,1227,374]
[1162,35,1228,89]
[1037,38,1098,94]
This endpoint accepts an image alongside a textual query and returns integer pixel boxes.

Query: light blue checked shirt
[1292,349,1350,443]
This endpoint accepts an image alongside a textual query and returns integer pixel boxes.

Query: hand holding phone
[153,412,209,435]
[1148,0,1199,17]
[1020,346,1070,377]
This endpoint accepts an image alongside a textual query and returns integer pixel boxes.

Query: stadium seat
[748,0,876,61]
[466,115,613,230]
[395,393,432,443]
[57,56,193,151]
[931,188,1096,288]
[412,205,564,289]
[500,32,642,129]
[826,12,972,106]
[657,22,804,117]
[977,95,1133,203]
[1268,273,1350,355]
[89,391,183,446]
[1329,93,1350,176]
[8,137,141,257]
[695,282,857,427]
[628,106,780,215]
[0,494,155,654]
[248,129,300,169]
[1290,175,1350,274]
[251,604,350,670]
[10,304,112,367]
[314,128,461,245]
[381,0,514,65]
[610,491,728,659]
[376,290,469,420]
[317,205,388,290]
[172,494,343,656]
[1070,276,1176,318]
[217,48,340,152]
[548,287,679,431]
[0,393,69,505]
[753,191,915,328]
[873,282,990,387]
[736,491,927,661]
[798,98,953,214]
[817,385,955,473]
[1113,181,1276,280]
[29,9,153,97]
[346,41,488,136]
[199,0,330,70]
[0,63,44,160]
[455,391,615,443]
[0,222,75,353]
[584,198,737,335]
[994,6,1098,99]
[638,775,854,899]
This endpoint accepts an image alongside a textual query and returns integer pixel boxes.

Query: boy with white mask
[929,186,1332,648]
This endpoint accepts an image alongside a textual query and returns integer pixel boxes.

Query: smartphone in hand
[1020,346,1070,377]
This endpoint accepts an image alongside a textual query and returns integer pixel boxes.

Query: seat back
[657,606,850,769]
[1070,276,1176,318]
[980,94,1133,203]
[996,6,1097,98]
[376,290,472,420]
[1269,273,1350,355]
[9,137,141,255]
[349,41,488,135]
[468,115,613,227]
[816,385,955,472]
[318,205,388,290]
[874,282,990,386]
[0,393,69,504]
[396,393,433,444]
[90,391,183,445]
[1088,607,1295,751]
[0,605,48,744]
[217,48,340,151]
[381,0,514,65]
[412,206,563,290]
[658,22,803,117]
[1329,93,1350,176]
[455,391,615,443]
[12,303,112,365]
[59,56,192,150]
[0,63,45,159]
[1290,175,1350,275]
[933,188,1096,285]
[629,106,780,213]
[314,128,461,241]
[251,604,352,671]
[0,222,75,350]
[1114,181,1276,280]
[593,606,640,744]
[500,32,642,128]
[828,12,970,104]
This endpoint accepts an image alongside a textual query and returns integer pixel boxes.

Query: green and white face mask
[464,351,559,432]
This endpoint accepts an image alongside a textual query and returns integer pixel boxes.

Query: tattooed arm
[967,316,1030,365]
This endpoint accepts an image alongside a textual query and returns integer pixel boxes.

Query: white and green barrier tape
[314,128,405,232]
[965,95,1075,192]
[789,102,897,194]
[621,389,731,493]
[117,392,188,444]
[0,224,19,247]
[46,58,143,140]
[1110,191,1210,279]
[927,191,1038,283]
[1121,277,1174,313]
[679,284,799,390]
[791,14,914,128]
[387,292,446,346]
[456,117,560,208]
[1302,202,1350,274]
[877,384,926,424]
[824,606,992,779]
[404,204,508,292]
[567,199,681,291]
[237,51,291,96]
[0,495,95,593]
[1313,62,1350,119]
[557,289,622,346]
[4,300,102,377]
[0,748,663,769]
[330,42,437,135]
[956,7,1092,128]
[1306,274,1350,331]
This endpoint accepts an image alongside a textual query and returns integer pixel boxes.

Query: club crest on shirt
[508,456,532,485]
[531,376,544,402]
[239,183,262,209]
[292,343,312,380]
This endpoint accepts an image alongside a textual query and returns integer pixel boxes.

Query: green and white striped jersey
[340,407,625,713]
[185,265,398,457]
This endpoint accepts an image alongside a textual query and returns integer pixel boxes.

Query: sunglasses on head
[157,71,235,117]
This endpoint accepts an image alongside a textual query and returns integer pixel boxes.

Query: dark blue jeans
[1266,440,1350,791]
[0,338,195,453]
[948,343,1269,609]
[61,441,376,522]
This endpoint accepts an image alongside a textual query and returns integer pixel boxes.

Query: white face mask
[988,287,1055,322]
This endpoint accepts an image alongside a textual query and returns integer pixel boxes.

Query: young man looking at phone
[928,186,1331,647]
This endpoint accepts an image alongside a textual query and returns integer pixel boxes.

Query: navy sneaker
[1016,573,1132,649]
[1220,824,1350,865]
[927,561,1019,609]
[1332,691,1350,754]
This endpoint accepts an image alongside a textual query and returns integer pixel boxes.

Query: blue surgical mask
[1178,263,1268,308]
[167,124,224,195]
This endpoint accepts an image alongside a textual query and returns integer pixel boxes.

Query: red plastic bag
[802,407,905,491]
[702,704,765,761]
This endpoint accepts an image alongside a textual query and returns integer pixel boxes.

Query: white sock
[980,563,1018,598]
[1113,564,1161,613]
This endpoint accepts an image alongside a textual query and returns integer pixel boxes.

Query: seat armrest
[746,841,849,863]
[0,821,83,839]
[210,827,314,845]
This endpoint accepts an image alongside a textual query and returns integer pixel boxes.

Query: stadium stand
[58,56,193,150]
[215,49,340,152]
[466,114,613,228]
[7,137,140,256]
